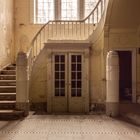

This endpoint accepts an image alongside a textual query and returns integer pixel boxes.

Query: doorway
[51,53,88,113]
[117,51,132,102]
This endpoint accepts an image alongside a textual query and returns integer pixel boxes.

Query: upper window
[32,0,98,24]
[33,0,54,24]
[61,0,78,20]
[85,0,98,17]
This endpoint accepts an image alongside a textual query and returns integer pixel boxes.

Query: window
[61,0,78,20]
[32,0,99,24]
[85,0,98,17]
[33,0,54,24]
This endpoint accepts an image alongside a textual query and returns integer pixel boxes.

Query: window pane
[72,64,76,71]
[55,55,60,62]
[77,64,81,71]
[77,72,81,79]
[34,0,54,24]
[60,72,65,79]
[55,81,59,88]
[60,64,65,71]
[61,0,78,20]
[55,64,59,71]
[55,72,59,79]
[72,81,76,88]
[85,0,98,17]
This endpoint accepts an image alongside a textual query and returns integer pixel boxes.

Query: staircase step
[0,75,16,80]
[0,100,16,103]
[0,101,16,109]
[0,110,24,120]
[0,70,16,75]
[0,80,16,86]
[0,93,16,100]
[0,64,24,120]
[0,86,16,93]
[4,65,16,70]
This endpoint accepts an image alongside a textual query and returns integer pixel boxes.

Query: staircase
[0,64,24,120]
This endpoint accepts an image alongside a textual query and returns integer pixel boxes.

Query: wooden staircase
[0,64,24,120]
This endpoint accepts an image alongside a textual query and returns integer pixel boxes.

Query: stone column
[16,52,29,116]
[106,51,119,117]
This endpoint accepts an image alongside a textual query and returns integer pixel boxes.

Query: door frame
[46,43,90,113]
[113,48,136,103]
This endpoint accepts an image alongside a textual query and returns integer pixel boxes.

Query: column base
[106,102,119,117]
[16,102,29,117]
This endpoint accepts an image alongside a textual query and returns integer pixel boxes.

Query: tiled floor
[0,114,140,140]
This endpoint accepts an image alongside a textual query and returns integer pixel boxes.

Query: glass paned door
[52,53,84,113]
[52,54,67,112]
[69,54,84,113]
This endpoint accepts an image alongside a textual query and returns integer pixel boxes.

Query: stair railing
[27,0,106,76]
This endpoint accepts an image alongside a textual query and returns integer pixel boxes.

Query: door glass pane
[60,55,65,62]
[54,55,65,96]
[60,72,65,79]
[77,64,81,71]
[71,55,76,62]
[60,64,65,71]
[55,64,59,71]
[55,72,59,79]
[71,55,82,97]
[72,64,76,71]
[77,72,81,79]
[72,81,76,88]
[72,72,76,79]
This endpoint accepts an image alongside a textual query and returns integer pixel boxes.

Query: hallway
[0,114,139,140]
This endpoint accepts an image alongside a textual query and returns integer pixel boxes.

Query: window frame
[30,0,98,24]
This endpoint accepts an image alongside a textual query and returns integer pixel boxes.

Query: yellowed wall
[14,0,140,106]
[105,0,140,101]
[0,0,14,69]
[90,32,105,104]
[14,0,42,54]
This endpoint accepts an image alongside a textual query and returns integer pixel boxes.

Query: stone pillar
[16,52,29,116]
[106,51,119,117]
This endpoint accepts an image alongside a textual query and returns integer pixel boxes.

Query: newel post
[16,51,29,116]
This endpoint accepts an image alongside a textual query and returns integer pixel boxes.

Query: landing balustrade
[27,0,106,76]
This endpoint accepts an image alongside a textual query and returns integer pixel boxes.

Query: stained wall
[0,0,14,69]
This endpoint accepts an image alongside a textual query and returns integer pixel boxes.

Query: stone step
[4,66,16,70]
[0,70,16,75]
[0,110,24,120]
[0,93,16,100]
[0,86,16,93]
[0,75,16,80]
[0,80,16,86]
[0,101,16,109]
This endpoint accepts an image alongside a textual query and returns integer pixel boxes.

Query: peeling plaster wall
[0,0,14,69]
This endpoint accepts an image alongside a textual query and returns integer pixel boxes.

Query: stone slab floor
[0,114,140,140]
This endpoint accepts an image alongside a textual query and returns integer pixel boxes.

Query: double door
[50,53,88,113]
